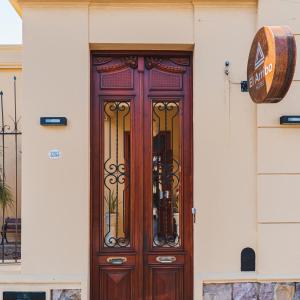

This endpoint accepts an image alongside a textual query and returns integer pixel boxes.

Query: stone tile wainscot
[204,283,300,300]
[51,289,81,300]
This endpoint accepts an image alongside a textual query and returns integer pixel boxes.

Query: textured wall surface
[52,289,81,300]
[204,283,300,300]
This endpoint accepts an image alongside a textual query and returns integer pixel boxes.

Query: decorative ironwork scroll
[103,101,131,248]
[152,101,181,247]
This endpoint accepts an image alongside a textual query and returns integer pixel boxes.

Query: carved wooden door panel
[91,54,193,300]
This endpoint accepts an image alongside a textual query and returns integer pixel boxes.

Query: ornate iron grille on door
[152,101,181,248]
[103,101,131,248]
[0,76,21,263]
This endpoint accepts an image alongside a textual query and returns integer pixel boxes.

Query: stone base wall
[51,289,81,300]
[204,283,300,300]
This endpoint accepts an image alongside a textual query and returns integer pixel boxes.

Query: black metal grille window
[0,76,21,263]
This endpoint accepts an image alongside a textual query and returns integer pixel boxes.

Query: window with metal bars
[0,76,21,263]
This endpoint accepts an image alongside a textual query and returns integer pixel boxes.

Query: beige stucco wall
[193,4,257,280]
[18,3,257,300]
[256,0,300,277]
[3,0,300,299]
[16,5,89,298]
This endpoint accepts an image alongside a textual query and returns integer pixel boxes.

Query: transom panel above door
[91,53,193,300]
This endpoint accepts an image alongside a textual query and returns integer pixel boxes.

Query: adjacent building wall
[0,45,22,228]
[257,0,300,276]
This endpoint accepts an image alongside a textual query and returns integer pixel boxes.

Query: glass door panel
[103,101,131,248]
[152,101,181,248]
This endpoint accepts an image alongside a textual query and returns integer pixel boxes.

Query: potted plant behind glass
[104,191,118,244]
[173,189,180,237]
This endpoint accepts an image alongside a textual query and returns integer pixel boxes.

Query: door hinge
[192,207,197,223]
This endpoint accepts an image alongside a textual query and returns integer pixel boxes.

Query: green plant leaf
[0,180,13,211]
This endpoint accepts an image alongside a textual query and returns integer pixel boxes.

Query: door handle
[107,257,127,265]
[156,256,176,264]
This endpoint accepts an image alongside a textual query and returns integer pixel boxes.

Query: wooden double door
[91,53,193,300]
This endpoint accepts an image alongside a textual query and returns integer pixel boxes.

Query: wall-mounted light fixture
[280,116,300,125]
[40,117,67,126]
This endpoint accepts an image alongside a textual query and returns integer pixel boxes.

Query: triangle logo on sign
[255,42,265,69]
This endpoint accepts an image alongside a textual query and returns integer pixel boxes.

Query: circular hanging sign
[247,26,296,103]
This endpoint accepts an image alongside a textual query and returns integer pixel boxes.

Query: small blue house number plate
[3,292,46,300]
[48,149,61,159]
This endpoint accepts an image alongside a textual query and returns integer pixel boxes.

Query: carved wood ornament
[145,57,189,73]
[95,56,138,72]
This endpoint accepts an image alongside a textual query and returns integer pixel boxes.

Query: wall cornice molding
[9,0,22,16]
[0,64,22,70]
[0,45,22,51]
[193,0,257,8]
[12,0,257,15]
[0,45,22,70]
[89,2,193,8]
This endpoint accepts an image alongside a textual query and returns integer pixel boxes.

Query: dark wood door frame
[90,51,193,300]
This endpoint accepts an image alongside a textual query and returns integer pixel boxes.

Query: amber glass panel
[103,101,131,247]
[152,101,181,247]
